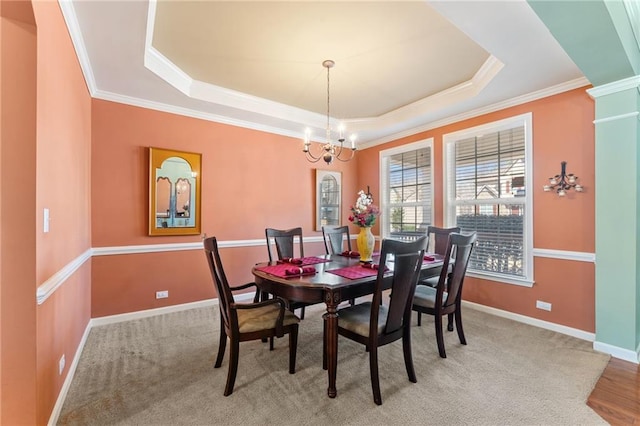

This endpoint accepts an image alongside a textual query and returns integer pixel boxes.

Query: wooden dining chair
[266,227,304,261]
[326,236,427,405]
[203,236,300,396]
[321,225,351,254]
[412,232,476,358]
[426,225,461,256]
[322,225,356,307]
[419,225,461,330]
[265,227,312,319]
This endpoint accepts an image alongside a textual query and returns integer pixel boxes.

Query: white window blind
[380,139,434,239]
[444,114,533,285]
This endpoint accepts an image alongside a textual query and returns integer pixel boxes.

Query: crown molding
[587,75,640,98]
[347,55,504,133]
[61,0,592,149]
[58,0,97,95]
[359,77,590,149]
[92,89,305,141]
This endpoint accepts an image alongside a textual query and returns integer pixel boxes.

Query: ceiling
[64,0,589,148]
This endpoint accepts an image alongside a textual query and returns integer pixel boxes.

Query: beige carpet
[57,303,609,425]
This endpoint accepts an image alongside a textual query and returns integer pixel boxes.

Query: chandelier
[303,60,356,165]
[543,161,583,196]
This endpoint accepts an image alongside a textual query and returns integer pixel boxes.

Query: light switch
[44,208,50,233]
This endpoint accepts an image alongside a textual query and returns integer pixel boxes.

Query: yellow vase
[357,226,375,262]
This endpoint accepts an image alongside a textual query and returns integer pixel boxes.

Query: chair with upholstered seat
[412,232,476,358]
[326,236,427,405]
[265,227,315,320]
[203,236,300,396]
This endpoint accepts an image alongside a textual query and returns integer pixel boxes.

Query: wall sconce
[543,161,583,196]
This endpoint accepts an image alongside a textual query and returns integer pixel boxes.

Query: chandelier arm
[334,147,356,162]
[304,149,323,163]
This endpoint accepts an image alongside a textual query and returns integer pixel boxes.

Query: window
[315,170,341,231]
[380,139,434,239]
[443,113,533,286]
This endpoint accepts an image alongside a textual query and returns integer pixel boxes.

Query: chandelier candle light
[543,161,583,196]
[303,60,357,165]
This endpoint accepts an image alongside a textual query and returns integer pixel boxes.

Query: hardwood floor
[588,357,640,424]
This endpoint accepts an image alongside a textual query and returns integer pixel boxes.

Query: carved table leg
[323,290,341,398]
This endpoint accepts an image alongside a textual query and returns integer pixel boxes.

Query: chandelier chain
[302,59,357,165]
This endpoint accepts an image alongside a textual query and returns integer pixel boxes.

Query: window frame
[379,138,434,239]
[443,113,534,287]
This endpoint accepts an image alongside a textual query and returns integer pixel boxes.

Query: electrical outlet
[156,290,169,299]
[536,300,552,311]
[59,354,65,375]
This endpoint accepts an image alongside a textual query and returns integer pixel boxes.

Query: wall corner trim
[36,249,92,305]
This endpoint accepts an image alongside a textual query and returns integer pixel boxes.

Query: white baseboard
[463,300,640,364]
[462,300,596,341]
[89,293,256,327]
[593,341,640,364]
[47,319,92,426]
[91,298,217,327]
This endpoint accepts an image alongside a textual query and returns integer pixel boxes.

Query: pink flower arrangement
[348,190,380,228]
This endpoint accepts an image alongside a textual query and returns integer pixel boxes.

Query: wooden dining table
[251,253,444,399]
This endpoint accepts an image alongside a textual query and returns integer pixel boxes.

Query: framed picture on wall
[315,169,342,231]
[149,147,202,236]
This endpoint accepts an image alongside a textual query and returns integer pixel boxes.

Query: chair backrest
[203,236,234,329]
[388,230,426,242]
[322,225,351,255]
[371,236,428,337]
[265,227,304,261]
[426,226,461,255]
[435,232,477,309]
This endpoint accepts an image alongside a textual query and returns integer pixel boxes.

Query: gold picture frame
[149,147,202,236]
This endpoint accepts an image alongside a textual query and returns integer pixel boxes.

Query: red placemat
[423,253,444,264]
[277,256,331,266]
[338,251,360,258]
[255,264,317,278]
[326,264,387,280]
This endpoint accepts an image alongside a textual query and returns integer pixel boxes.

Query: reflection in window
[156,177,171,218]
[175,178,191,218]
[319,175,340,227]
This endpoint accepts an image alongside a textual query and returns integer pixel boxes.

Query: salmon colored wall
[357,88,596,331]
[36,264,90,424]
[0,3,38,424]
[91,99,351,316]
[32,2,92,424]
